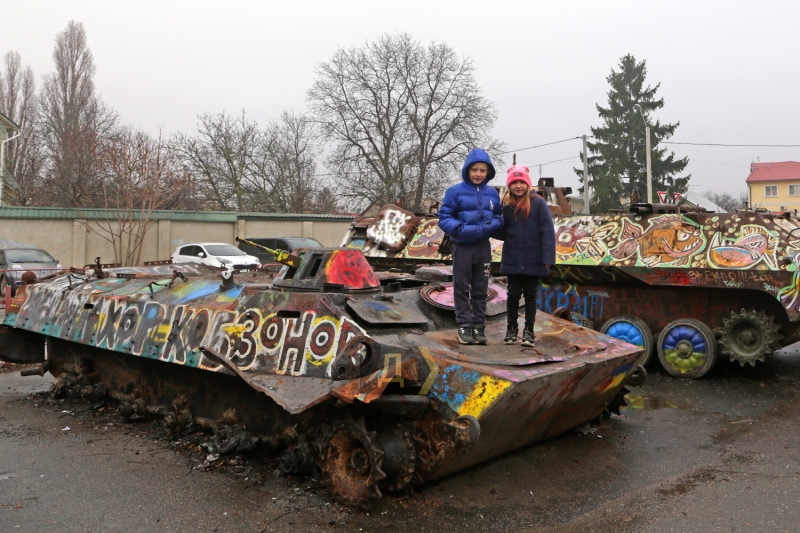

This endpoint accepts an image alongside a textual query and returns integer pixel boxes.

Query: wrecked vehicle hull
[344,195,800,379]
[0,253,642,505]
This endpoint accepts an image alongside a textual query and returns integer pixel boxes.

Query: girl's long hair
[502,185,531,220]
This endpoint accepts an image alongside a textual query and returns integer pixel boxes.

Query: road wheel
[657,318,717,379]
[718,309,782,367]
[316,416,386,507]
[601,315,654,367]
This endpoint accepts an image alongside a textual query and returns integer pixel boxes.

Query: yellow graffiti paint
[600,372,626,393]
[221,324,247,338]
[154,321,171,342]
[304,316,340,366]
[378,353,404,387]
[457,375,513,419]
[418,347,438,395]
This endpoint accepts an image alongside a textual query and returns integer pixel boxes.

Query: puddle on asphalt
[622,393,692,410]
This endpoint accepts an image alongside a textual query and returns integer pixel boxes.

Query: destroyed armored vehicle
[0,242,643,506]
[343,182,800,379]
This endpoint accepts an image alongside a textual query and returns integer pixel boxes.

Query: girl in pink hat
[494,165,556,346]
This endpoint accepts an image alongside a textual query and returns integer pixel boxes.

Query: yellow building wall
[749,180,800,211]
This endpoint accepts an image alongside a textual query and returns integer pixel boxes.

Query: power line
[500,136,581,154]
[688,159,750,167]
[663,142,800,147]
[530,155,581,167]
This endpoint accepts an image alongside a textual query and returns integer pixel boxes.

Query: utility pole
[582,134,590,215]
[634,104,653,204]
[644,124,652,204]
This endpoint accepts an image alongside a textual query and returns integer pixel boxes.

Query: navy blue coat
[438,149,503,244]
[494,193,556,276]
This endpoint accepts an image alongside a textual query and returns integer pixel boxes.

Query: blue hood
[461,148,496,186]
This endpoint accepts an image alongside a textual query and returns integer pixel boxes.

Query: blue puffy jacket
[438,149,503,244]
[494,192,556,276]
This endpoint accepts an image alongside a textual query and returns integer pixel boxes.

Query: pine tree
[576,54,689,213]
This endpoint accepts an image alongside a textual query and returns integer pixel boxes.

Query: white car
[171,243,260,270]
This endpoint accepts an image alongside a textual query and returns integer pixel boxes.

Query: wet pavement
[2,346,800,532]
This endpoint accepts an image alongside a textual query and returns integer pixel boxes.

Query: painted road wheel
[657,318,717,379]
[601,315,654,367]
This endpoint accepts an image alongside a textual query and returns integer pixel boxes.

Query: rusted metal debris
[0,248,643,506]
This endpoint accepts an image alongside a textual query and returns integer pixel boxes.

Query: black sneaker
[457,327,474,345]
[521,328,535,347]
[472,327,487,345]
[504,327,518,345]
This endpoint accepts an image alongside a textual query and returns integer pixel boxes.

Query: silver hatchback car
[0,248,62,296]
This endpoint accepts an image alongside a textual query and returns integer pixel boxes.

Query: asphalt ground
[2,346,800,533]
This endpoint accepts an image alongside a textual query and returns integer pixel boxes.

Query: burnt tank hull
[0,250,642,506]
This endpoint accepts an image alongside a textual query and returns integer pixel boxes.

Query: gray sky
[3,0,799,196]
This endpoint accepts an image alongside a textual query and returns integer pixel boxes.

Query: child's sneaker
[521,328,535,347]
[457,327,474,345]
[472,327,487,345]
[504,326,518,345]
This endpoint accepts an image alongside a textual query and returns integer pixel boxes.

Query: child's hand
[545,264,553,268]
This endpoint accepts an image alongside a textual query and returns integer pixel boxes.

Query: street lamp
[634,104,653,204]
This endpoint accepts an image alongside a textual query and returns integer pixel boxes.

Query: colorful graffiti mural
[337,204,800,375]
[404,220,445,259]
[10,278,366,378]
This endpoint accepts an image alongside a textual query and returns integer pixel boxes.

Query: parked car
[0,248,63,296]
[236,237,323,267]
[170,243,260,270]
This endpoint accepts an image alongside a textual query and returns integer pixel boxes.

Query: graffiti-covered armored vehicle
[0,245,643,506]
[343,183,800,379]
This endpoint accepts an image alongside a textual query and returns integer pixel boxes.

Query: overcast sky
[3,0,799,196]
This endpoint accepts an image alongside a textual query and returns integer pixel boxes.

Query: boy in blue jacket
[438,148,503,345]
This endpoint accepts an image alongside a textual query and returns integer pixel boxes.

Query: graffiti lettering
[14,278,367,379]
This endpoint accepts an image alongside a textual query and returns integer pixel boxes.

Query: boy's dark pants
[452,241,492,327]
[507,274,540,329]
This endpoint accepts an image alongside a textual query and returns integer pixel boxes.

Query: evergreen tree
[576,54,689,213]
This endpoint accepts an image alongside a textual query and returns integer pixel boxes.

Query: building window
[765,185,778,197]
[790,185,800,196]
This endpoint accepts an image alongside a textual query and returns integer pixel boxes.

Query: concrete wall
[0,217,353,267]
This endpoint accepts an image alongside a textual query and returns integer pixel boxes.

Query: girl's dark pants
[507,274,540,330]
[452,241,492,327]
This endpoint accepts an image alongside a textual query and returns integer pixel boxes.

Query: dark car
[237,237,323,268]
[0,248,62,296]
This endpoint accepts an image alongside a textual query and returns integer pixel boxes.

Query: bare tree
[308,33,503,212]
[84,127,192,266]
[37,21,117,207]
[0,51,43,204]
[403,41,504,210]
[702,190,748,212]
[172,111,259,211]
[249,111,326,213]
[174,110,332,213]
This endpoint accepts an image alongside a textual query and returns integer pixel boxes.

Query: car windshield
[204,244,246,256]
[5,249,55,263]
[286,238,323,249]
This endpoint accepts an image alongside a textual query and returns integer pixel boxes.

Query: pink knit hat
[506,165,531,187]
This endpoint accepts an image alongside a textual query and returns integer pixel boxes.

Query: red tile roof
[745,161,800,182]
